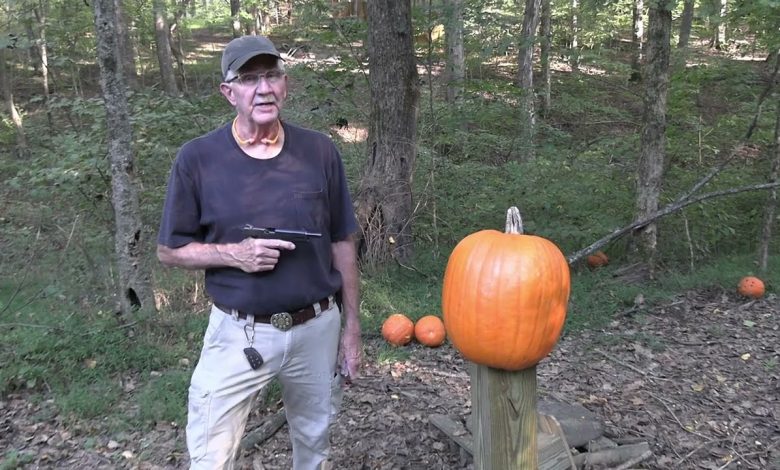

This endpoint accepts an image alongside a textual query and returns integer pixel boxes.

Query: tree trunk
[356,0,419,266]
[570,0,579,71]
[630,0,644,81]
[710,0,727,49]
[444,0,464,103]
[516,0,541,161]
[170,1,190,93]
[93,0,156,315]
[758,88,780,272]
[539,0,552,117]
[115,0,138,88]
[24,22,40,73]
[677,0,694,48]
[32,2,52,127]
[0,49,28,158]
[153,0,179,96]
[718,0,727,47]
[230,0,242,38]
[632,0,673,267]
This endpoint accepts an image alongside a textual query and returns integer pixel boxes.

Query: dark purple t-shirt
[158,120,358,315]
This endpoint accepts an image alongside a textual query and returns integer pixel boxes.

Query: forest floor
[1,287,777,469]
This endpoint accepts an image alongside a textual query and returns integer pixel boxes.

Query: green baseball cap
[221,35,282,78]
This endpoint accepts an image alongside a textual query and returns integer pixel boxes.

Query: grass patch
[137,370,190,426]
[375,344,413,364]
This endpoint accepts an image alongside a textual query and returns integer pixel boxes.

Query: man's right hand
[220,238,296,273]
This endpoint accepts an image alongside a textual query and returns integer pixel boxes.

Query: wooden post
[471,363,538,469]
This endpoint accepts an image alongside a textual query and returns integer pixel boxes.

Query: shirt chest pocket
[293,190,326,232]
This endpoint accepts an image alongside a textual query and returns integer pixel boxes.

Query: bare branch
[567,182,780,264]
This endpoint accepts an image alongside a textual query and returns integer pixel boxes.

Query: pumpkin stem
[506,206,524,234]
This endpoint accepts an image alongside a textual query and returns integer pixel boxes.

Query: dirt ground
[1,287,778,469]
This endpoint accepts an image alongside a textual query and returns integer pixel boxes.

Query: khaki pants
[187,302,343,470]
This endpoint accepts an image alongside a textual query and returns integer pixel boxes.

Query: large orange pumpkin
[381,313,415,346]
[414,315,446,347]
[442,207,571,371]
[737,276,765,299]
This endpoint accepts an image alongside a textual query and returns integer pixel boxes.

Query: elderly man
[157,35,362,469]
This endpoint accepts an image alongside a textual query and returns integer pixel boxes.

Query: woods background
[0,0,779,467]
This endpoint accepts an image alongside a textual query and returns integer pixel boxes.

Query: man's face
[220,55,287,126]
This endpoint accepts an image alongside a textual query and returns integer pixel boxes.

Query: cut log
[240,410,287,451]
[587,436,618,453]
[429,414,474,455]
[538,400,604,448]
[571,442,651,468]
[429,413,576,470]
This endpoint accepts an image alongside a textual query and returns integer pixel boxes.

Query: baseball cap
[221,35,282,78]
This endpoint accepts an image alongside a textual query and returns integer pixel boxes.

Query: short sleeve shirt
[158,121,358,315]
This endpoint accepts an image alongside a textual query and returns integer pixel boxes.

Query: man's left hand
[339,323,362,383]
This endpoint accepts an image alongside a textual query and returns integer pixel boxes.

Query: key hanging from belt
[243,320,264,370]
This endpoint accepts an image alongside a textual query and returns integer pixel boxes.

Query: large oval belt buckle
[270,312,293,331]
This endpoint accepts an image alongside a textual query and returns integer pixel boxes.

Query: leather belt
[215,297,331,331]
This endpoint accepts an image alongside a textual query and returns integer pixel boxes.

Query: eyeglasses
[227,69,286,86]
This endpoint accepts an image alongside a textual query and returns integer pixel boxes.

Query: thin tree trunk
[677,0,694,48]
[539,0,552,117]
[718,0,727,47]
[630,0,644,81]
[758,65,780,271]
[32,2,52,127]
[632,0,673,268]
[710,0,727,49]
[356,0,419,266]
[93,0,155,315]
[516,0,541,160]
[170,1,190,93]
[444,0,464,103]
[153,0,179,95]
[570,0,579,71]
[24,22,40,73]
[230,0,241,38]
[0,49,28,158]
[115,0,138,88]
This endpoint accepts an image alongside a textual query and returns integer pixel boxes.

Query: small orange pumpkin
[737,276,765,299]
[442,207,571,371]
[381,313,415,346]
[414,315,446,347]
[587,251,609,268]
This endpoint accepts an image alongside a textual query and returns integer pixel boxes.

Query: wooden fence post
[471,363,538,469]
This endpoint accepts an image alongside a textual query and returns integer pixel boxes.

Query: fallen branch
[594,349,672,382]
[567,182,780,264]
[572,442,650,467]
[647,392,712,441]
[239,410,287,451]
[594,349,649,377]
[610,449,653,470]
[675,436,732,466]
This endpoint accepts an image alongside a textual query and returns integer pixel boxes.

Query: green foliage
[56,378,122,419]
[136,370,190,426]
[0,450,36,470]
[375,344,412,364]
